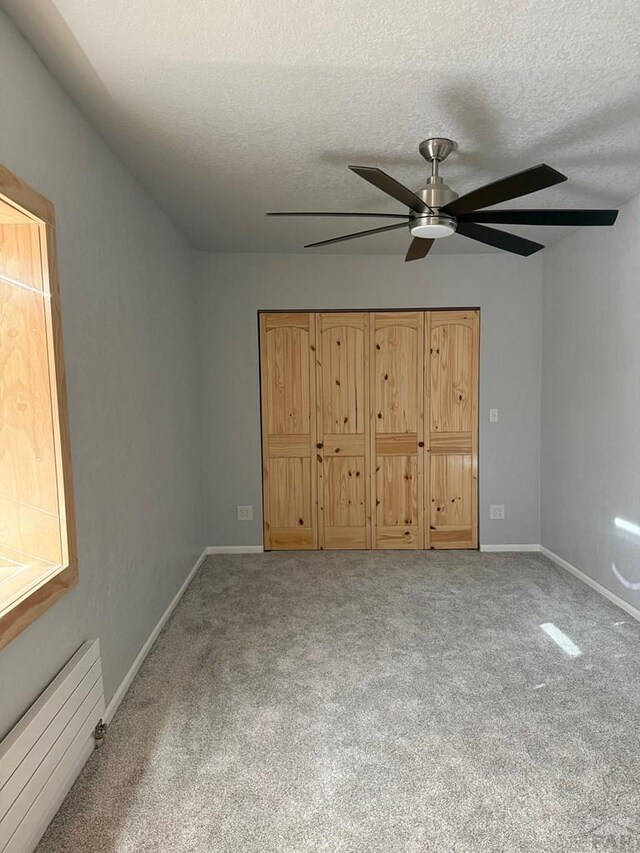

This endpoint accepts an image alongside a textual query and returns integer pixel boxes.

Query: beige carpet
[38,551,640,852]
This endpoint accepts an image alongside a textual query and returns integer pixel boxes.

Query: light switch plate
[489,408,499,423]
[237,505,253,521]
[490,504,505,520]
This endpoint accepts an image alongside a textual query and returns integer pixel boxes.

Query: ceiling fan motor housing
[415,137,459,234]
[411,179,458,238]
[417,179,458,211]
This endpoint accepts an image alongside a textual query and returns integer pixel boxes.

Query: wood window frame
[0,163,78,651]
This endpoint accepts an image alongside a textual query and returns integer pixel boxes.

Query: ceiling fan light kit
[409,216,456,239]
[268,136,618,262]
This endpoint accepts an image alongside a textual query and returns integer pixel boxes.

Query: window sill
[0,558,77,651]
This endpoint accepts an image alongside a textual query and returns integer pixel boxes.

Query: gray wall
[0,12,204,737]
[196,251,543,548]
[541,194,640,608]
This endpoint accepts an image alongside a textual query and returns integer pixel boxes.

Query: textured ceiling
[3,0,640,254]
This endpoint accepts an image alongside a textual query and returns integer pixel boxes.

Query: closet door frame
[258,307,480,552]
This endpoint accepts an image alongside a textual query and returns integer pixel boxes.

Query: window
[0,164,77,650]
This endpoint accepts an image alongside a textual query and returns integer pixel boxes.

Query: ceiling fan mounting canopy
[267,135,619,262]
[418,137,457,164]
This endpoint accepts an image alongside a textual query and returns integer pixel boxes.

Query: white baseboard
[480,544,541,552]
[540,546,640,624]
[104,547,208,723]
[206,545,264,554]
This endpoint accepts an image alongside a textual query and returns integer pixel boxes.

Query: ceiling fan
[267,138,618,262]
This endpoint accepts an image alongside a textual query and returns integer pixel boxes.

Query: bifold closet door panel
[370,312,424,549]
[427,310,479,549]
[315,313,370,549]
[260,313,317,550]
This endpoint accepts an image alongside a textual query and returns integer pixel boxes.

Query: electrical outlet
[489,408,499,423]
[237,505,253,521]
[490,504,505,520]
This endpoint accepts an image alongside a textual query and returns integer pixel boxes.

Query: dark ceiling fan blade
[456,222,544,256]
[442,164,567,216]
[304,221,408,248]
[267,211,411,218]
[348,166,433,214]
[405,238,434,262]
[457,208,619,227]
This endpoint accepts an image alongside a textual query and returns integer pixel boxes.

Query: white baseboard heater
[0,640,105,853]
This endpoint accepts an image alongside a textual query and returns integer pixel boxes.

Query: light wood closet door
[426,310,479,549]
[260,313,317,549]
[315,314,370,549]
[370,312,424,549]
